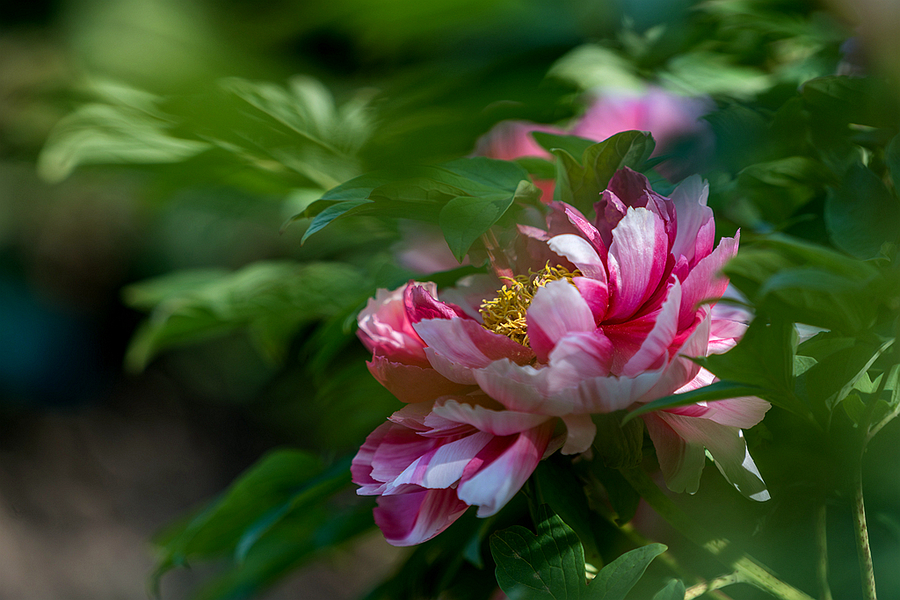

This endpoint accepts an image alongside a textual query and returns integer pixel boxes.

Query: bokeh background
[1,0,900,598]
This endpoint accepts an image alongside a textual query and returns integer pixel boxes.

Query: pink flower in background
[476,86,715,198]
[354,167,768,546]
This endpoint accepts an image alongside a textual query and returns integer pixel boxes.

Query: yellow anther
[479,263,580,346]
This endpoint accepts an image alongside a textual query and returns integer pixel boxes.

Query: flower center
[479,263,580,346]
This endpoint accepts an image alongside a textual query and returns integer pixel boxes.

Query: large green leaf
[491,506,666,600]
[491,506,586,600]
[825,163,900,260]
[584,543,668,600]
[152,450,353,589]
[550,131,655,215]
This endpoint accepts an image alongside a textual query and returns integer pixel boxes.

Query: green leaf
[38,101,210,183]
[591,413,644,468]
[552,131,655,214]
[123,261,370,370]
[701,317,799,412]
[491,506,585,600]
[825,163,900,260]
[651,580,686,600]
[152,450,344,576]
[440,192,516,262]
[584,543,667,600]
[300,199,373,243]
[532,132,597,159]
[534,460,602,563]
[624,381,767,422]
[887,134,900,192]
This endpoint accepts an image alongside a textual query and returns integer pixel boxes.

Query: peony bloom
[354,167,768,545]
[475,86,714,198]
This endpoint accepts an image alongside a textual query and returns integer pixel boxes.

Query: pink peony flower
[354,167,768,545]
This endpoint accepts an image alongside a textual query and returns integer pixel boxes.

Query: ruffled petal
[367,356,474,403]
[527,280,596,363]
[457,422,554,516]
[415,317,535,369]
[386,431,494,492]
[474,360,570,415]
[429,397,552,436]
[678,232,739,330]
[546,331,615,380]
[552,363,668,414]
[573,277,609,323]
[561,413,596,454]
[373,489,470,546]
[606,207,669,321]
[642,412,706,494]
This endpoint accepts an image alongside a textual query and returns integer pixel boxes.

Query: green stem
[620,466,815,600]
[685,571,742,600]
[816,502,833,600]
[853,466,877,600]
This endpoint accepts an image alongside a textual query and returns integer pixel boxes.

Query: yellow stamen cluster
[480,263,581,346]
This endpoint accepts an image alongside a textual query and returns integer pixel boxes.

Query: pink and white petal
[367,356,474,403]
[546,331,615,380]
[457,422,554,517]
[573,277,609,323]
[373,488,470,546]
[438,274,500,321]
[386,431,494,492]
[707,429,770,501]
[642,412,707,494]
[561,414,596,455]
[622,280,681,378]
[474,360,571,415]
[405,284,472,323]
[527,280,596,364]
[370,424,440,485]
[669,176,714,264]
[548,234,608,281]
[553,365,667,414]
[704,396,771,428]
[606,207,669,321]
[678,233,739,330]
[663,413,769,501]
[415,317,534,369]
[637,314,711,403]
[352,421,393,494]
[430,397,552,436]
[423,347,478,385]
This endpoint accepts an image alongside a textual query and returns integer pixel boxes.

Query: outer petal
[546,331,615,381]
[678,233,739,330]
[429,397,552,436]
[642,412,706,494]
[352,421,393,495]
[527,279,597,364]
[373,489,469,546]
[606,207,669,321]
[457,422,554,516]
[367,356,474,403]
[561,414,596,455]
[386,430,494,492]
[553,364,667,414]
